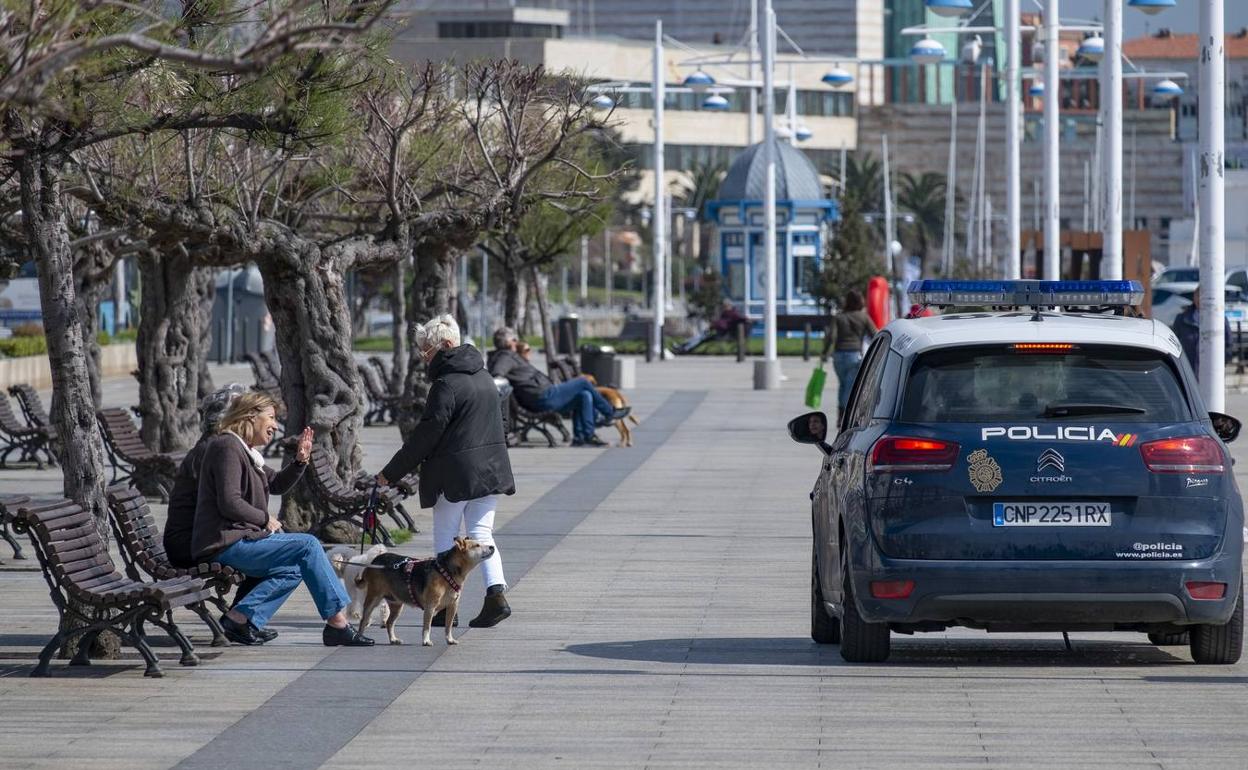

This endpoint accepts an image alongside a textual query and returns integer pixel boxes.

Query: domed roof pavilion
[706,139,838,320]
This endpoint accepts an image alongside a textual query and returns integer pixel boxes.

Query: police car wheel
[811,545,840,645]
[1189,584,1243,665]
[838,553,890,663]
[1146,631,1189,646]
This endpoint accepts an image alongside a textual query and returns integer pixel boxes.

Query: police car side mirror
[788,411,830,452]
[1210,412,1241,444]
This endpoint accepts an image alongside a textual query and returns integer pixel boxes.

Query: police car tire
[1189,584,1243,665]
[1146,631,1189,646]
[838,555,890,663]
[811,546,840,644]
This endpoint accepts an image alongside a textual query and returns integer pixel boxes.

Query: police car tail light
[1139,436,1225,474]
[870,437,960,473]
[1185,581,1227,600]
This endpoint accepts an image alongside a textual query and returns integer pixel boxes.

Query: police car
[790,280,1245,663]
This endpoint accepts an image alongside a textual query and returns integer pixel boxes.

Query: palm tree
[675,159,728,270]
[897,171,948,277]
[843,152,884,217]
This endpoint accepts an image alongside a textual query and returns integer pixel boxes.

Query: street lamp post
[1100,0,1124,280]
[1005,0,1021,279]
[755,0,780,391]
[1043,0,1061,279]
[652,19,666,361]
[1199,0,1225,410]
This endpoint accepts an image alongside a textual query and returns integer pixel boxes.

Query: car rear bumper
[847,544,1243,630]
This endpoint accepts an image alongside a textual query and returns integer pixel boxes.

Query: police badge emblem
[967,448,1003,492]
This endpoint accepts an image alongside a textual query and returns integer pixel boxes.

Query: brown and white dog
[356,537,494,646]
[327,544,390,628]
[584,374,640,447]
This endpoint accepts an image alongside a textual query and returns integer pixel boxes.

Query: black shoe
[571,434,609,448]
[431,610,458,628]
[322,623,375,647]
[250,623,278,643]
[469,585,512,628]
[595,406,631,427]
[220,615,264,646]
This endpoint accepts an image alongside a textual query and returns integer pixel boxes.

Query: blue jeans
[832,351,863,411]
[214,533,349,629]
[535,377,614,441]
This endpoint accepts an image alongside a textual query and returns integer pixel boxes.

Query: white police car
[790,280,1245,663]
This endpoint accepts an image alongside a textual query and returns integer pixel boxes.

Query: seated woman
[192,392,373,647]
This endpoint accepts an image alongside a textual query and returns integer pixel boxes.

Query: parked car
[791,279,1244,664]
[1151,282,1248,329]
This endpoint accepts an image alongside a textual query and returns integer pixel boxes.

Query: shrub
[11,322,44,338]
[0,336,47,358]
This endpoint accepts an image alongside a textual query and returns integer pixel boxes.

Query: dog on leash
[356,537,494,646]
[584,374,640,447]
[327,544,390,628]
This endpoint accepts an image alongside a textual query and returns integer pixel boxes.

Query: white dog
[327,544,390,627]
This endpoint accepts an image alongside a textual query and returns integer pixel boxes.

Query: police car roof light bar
[906,279,1144,308]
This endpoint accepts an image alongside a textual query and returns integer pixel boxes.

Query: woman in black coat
[377,315,516,627]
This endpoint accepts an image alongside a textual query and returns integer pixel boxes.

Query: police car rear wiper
[1040,403,1148,418]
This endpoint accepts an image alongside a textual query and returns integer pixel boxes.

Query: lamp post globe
[795,125,812,141]
[1077,34,1105,62]
[591,94,615,110]
[701,93,730,111]
[910,37,947,65]
[683,70,715,91]
[925,0,974,18]
[821,67,854,88]
[1127,0,1177,15]
[1029,81,1045,97]
[1152,78,1184,97]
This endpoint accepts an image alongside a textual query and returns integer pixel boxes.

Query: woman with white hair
[377,314,517,628]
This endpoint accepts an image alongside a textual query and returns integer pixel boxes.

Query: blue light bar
[907,280,1145,308]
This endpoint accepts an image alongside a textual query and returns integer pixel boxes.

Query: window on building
[437,22,561,39]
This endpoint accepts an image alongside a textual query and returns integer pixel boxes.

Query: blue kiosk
[706,139,838,325]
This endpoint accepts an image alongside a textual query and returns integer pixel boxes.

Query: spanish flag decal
[1116,433,1138,447]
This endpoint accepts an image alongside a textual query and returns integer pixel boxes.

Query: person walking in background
[378,315,517,628]
[194,392,373,647]
[1171,288,1232,381]
[820,289,879,422]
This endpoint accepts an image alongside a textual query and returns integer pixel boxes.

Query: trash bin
[580,344,617,388]
[556,315,579,357]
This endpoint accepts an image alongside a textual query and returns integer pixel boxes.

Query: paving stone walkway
[0,356,1246,769]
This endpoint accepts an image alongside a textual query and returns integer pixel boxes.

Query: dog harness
[396,557,461,610]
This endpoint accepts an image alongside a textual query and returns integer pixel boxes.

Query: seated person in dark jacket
[194,392,372,647]
[164,383,249,569]
[675,299,750,354]
[487,326,629,448]
[378,314,517,627]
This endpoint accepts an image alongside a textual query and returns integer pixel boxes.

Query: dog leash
[360,483,381,554]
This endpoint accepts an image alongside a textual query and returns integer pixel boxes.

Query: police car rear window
[899,345,1190,423]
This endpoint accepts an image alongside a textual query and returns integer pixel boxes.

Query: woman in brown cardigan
[193,392,373,647]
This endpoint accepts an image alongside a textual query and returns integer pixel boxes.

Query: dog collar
[435,558,461,593]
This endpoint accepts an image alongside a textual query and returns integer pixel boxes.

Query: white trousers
[432,494,505,589]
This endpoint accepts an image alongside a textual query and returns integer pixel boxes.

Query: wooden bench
[10,498,210,677]
[8,384,54,431]
[357,363,400,426]
[0,391,57,469]
[105,486,241,647]
[0,494,29,560]
[304,447,415,543]
[96,408,186,501]
[244,351,280,391]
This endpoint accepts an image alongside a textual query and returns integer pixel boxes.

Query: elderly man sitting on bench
[487,327,629,448]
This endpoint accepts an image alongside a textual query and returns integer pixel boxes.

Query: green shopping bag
[804,364,827,409]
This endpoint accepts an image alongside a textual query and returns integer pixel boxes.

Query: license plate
[992,502,1112,527]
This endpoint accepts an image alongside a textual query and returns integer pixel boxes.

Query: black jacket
[487,348,552,410]
[382,344,516,508]
[1172,306,1232,377]
[164,438,211,568]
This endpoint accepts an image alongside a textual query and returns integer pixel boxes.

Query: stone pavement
[0,356,1246,769]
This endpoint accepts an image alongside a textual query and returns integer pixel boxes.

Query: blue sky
[1057,2,1248,39]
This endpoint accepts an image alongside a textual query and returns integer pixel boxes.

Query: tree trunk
[136,248,216,452]
[18,151,119,659]
[530,267,558,370]
[388,258,408,393]
[258,245,366,540]
[503,269,522,329]
[397,243,453,441]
